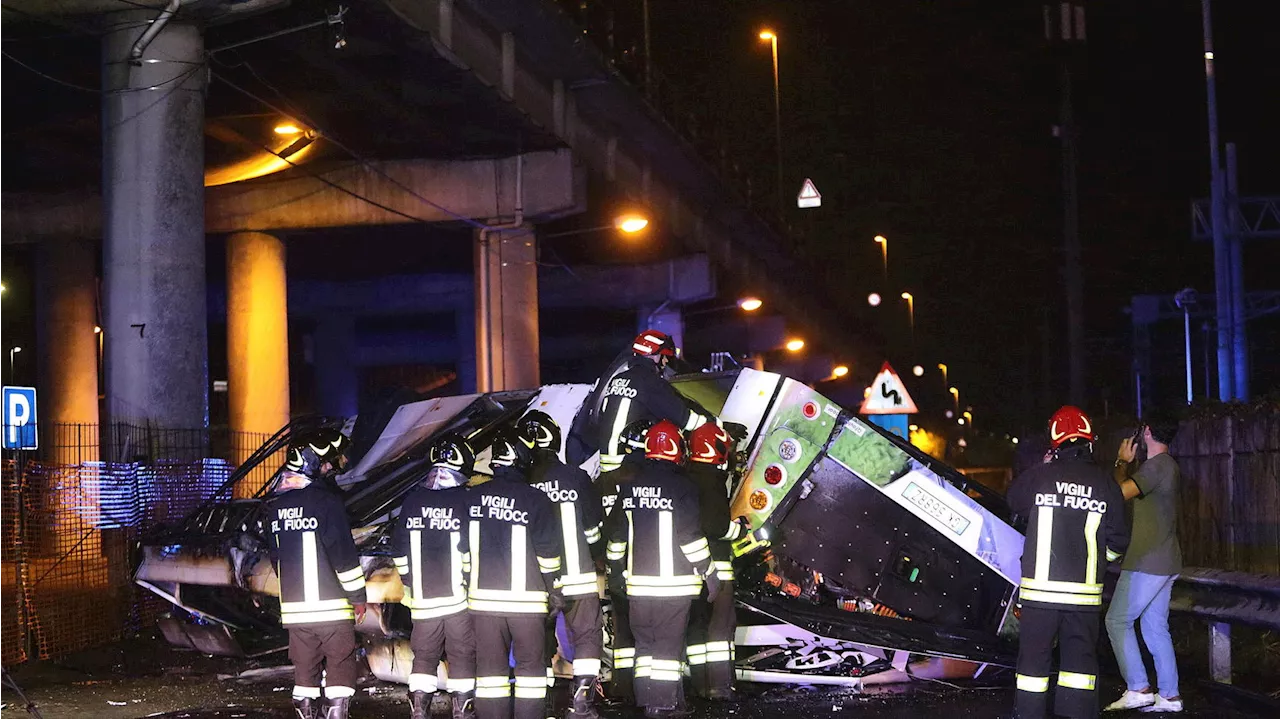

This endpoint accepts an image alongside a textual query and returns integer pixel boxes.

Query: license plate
[902,481,971,536]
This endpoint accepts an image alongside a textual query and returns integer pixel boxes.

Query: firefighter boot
[292,697,319,719]
[322,696,351,719]
[451,689,477,719]
[566,676,600,719]
[409,690,430,719]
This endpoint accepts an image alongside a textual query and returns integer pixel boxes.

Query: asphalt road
[3,634,1274,719]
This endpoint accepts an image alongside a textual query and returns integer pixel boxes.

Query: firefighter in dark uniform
[267,429,366,719]
[516,411,606,719]
[1006,406,1130,719]
[392,434,478,719]
[464,429,564,719]
[683,422,750,700]
[605,420,718,718]
[601,418,654,702]
[594,331,711,478]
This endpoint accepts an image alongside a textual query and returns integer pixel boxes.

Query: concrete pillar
[474,226,539,391]
[226,232,290,494]
[36,239,101,466]
[455,306,477,393]
[101,12,208,450]
[639,305,684,357]
[314,315,358,418]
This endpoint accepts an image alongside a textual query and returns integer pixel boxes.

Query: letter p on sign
[3,386,38,450]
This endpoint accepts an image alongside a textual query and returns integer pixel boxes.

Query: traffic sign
[3,386,38,450]
[859,362,919,415]
[797,178,821,208]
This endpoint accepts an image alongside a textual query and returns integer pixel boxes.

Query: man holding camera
[1105,417,1183,714]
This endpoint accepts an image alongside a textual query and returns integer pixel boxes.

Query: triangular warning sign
[797,178,821,208]
[859,361,919,415]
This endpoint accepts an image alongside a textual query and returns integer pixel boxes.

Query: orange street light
[738,297,763,312]
[901,292,915,330]
[273,123,303,135]
[949,386,960,411]
[874,235,888,280]
[758,29,782,214]
[785,338,805,352]
[614,213,650,233]
[832,365,849,378]
[937,363,948,385]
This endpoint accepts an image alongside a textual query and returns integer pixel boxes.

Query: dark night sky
[628,0,1280,432]
[2,0,1277,438]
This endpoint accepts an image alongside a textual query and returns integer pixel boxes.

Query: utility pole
[1044,3,1087,406]
[1226,143,1249,399]
[1201,0,1235,401]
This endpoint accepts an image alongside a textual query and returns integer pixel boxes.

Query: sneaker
[1140,696,1183,713]
[1105,690,1156,711]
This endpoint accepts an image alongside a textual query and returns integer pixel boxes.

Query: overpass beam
[475,226,539,391]
[101,13,208,448]
[36,239,100,465]
[226,232,290,492]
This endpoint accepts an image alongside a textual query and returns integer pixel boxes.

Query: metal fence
[0,422,277,665]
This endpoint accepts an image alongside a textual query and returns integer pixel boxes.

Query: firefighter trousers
[630,596,693,710]
[564,594,604,677]
[1015,605,1100,719]
[410,610,476,693]
[474,613,547,719]
[288,621,360,699]
[688,579,735,695]
[608,593,635,699]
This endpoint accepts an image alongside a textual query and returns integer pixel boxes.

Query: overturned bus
[135,368,1024,687]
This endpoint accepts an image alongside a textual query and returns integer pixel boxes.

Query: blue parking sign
[3,386,38,450]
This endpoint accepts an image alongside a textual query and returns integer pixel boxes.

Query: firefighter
[1006,406,1130,719]
[683,422,750,700]
[267,429,366,719]
[594,330,712,476]
[392,434,478,719]
[516,411,606,719]
[604,420,718,718]
[601,418,654,703]
[464,429,564,719]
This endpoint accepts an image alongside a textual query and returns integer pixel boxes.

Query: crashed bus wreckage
[135,368,1024,688]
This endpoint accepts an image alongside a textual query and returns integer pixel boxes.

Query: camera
[1131,424,1149,464]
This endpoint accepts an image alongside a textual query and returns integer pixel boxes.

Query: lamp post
[542,213,650,239]
[8,346,21,379]
[875,235,888,282]
[937,363,948,386]
[901,292,915,343]
[758,30,783,216]
[949,386,959,413]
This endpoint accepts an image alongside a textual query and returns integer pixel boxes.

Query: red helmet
[687,422,731,466]
[632,330,677,358]
[645,419,685,463]
[1049,405,1095,448]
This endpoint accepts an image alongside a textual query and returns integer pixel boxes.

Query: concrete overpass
[2,0,871,471]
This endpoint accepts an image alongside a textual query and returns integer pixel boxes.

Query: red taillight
[764,572,783,587]
[783,582,801,597]
[802,401,819,419]
[764,464,784,485]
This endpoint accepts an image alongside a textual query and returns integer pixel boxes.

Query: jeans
[1105,571,1179,697]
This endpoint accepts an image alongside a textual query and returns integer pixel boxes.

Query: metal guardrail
[1167,567,1280,687]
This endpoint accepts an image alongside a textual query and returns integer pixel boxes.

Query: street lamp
[738,297,763,312]
[912,365,924,377]
[901,292,914,331]
[274,122,303,135]
[8,346,21,378]
[937,363,948,386]
[785,338,805,352]
[758,29,783,215]
[832,365,849,378]
[949,386,959,412]
[543,212,652,239]
[867,292,882,307]
[874,235,887,281]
